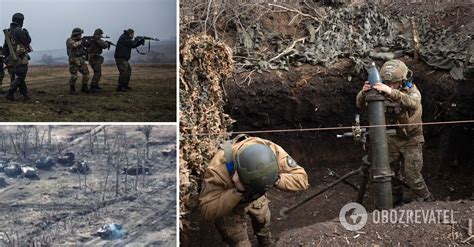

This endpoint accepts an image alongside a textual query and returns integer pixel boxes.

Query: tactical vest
[5,28,29,57]
[384,86,424,140]
[88,39,103,56]
[66,37,86,59]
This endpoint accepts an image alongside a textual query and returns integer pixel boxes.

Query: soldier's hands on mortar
[373,82,392,94]
[362,81,371,92]
[232,172,246,192]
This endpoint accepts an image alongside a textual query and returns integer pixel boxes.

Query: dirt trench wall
[224,58,474,189]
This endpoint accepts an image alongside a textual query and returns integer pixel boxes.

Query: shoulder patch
[410,92,420,99]
[287,156,298,168]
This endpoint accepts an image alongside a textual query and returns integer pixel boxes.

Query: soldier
[199,135,309,246]
[114,28,144,92]
[66,28,89,95]
[88,28,111,93]
[3,13,32,101]
[356,59,433,203]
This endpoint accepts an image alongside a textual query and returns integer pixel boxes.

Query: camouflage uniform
[3,13,32,101]
[356,79,432,202]
[199,136,309,246]
[88,29,110,92]
[66,30,89,94]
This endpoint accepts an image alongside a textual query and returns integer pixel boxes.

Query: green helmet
[72,28,84,36]
[380,59,411,83]
[94,28,103,36]
[235,144,279,194]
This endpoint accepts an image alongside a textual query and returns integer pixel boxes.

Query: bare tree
[48,126,53,151]
[33,126,40,152]
[102,125,108,151]
[40,54,55,65]
[88,128,95,155]
[138,126,154,159]
[10,126,33,159]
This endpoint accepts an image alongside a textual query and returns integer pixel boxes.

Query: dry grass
[0,64,176,122]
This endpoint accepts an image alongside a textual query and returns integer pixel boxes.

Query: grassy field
[0,64,176,122]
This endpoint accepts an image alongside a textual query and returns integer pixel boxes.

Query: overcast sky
[1,0,176,51]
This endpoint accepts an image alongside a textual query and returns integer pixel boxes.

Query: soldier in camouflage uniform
[356,59,433,203]
[66,28,89,95]
[199,135,309,246]
[3,13,32,101]
[87,28,111,93]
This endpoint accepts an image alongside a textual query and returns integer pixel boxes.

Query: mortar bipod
[356,154,411,205]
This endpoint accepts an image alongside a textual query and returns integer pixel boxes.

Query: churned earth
[0,126,177,246]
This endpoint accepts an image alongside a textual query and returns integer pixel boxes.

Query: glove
[139,39,145,45]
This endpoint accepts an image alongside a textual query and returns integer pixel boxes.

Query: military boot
[70,85,78,95]
[117,84,126,92]
[5,92,15,101]
[22,94,31,101]
[257,235,273,247]
[89,84,101,93]
[419,193,435,202]
[81,84,90,93]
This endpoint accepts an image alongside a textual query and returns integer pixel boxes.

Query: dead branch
[268,3,320,22]
[411,17,421,62]
[268,37,307,62]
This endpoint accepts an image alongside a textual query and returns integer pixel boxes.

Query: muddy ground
[0,64,176,122]
[0,126,176,246]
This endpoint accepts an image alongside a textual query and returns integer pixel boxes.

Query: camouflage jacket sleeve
[356,89,367,109]
[386,86,421,110]
[67,38,82,48]
[271,143,309,192]
[95,38,109,49]
[198,150,243,220]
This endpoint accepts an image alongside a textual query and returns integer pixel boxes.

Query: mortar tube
[365,62,393,210]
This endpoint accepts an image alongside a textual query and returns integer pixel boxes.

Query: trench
[183,60,474,246]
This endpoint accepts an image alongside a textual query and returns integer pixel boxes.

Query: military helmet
[12,13,24,25]
[126,28,135,35]
[72,28,84,36]
[380,59,411,83]
[94,28,103,36]
[235,144,279,194]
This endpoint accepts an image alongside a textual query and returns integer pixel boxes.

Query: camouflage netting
[233,4,402,74]
[181,2,473,80]
[179,35,234,231]
[414,17,473,80]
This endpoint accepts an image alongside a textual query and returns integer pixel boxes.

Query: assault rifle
[82,35,115,49]
[3,29,19,66]
[135,36,159,55]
